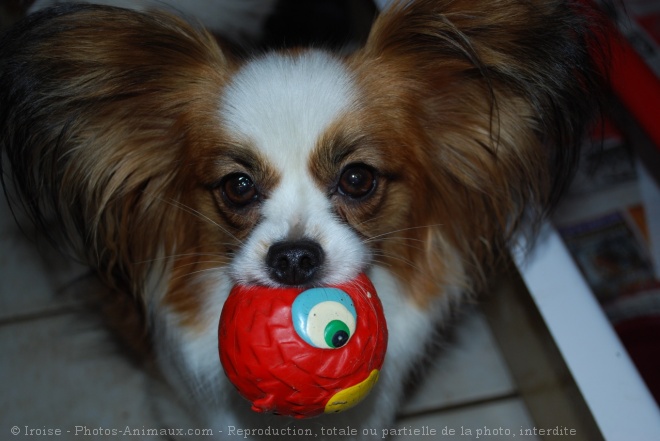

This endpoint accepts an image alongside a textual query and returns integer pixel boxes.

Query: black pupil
[233,175,252,194]
[340,166,374,198]
[332,330,349,348]
[224,174,256,205]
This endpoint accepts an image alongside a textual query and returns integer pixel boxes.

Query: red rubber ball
[218,273,388,418]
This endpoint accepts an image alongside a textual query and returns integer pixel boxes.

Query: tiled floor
[0,193,541,440]
[393,310,539,440]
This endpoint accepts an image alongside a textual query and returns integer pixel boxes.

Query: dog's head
[212,52,374,288]
[0,1,606,324]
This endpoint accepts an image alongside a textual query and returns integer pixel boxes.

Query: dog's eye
[221,173,258,208]
[338,164,376,199]
[291,288,357,349]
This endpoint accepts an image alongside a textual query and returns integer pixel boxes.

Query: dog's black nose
[266,240,325,286]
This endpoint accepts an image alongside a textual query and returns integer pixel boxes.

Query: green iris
[324,320,351,348]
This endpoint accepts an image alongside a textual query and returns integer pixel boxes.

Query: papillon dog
[0,0,606,438]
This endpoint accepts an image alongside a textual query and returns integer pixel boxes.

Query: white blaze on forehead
[219,50,356,171]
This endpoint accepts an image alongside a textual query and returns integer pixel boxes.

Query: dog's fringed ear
[0,5,230,295]
[351,0,608,301]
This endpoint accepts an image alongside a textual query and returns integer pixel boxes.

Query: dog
[0,0,606,438]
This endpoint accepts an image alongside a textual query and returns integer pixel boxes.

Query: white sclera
[306,301,357,349]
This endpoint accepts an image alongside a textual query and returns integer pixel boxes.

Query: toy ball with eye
[218,273,388,418]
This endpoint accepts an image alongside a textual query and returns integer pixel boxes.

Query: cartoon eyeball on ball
[291,288,356,349]
[218,273,388,418]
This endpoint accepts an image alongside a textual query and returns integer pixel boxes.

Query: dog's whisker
[133,252,232,265]
[364,237,430,256]
[370,250,424,273]
[172,259,230,269]
[354,213,389,228]
[368,257,393,269]
[151,195,244,246]
[364,236,428,248]
[168,266,227,283]
[374,241,428,254]
[363,224,445,244]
